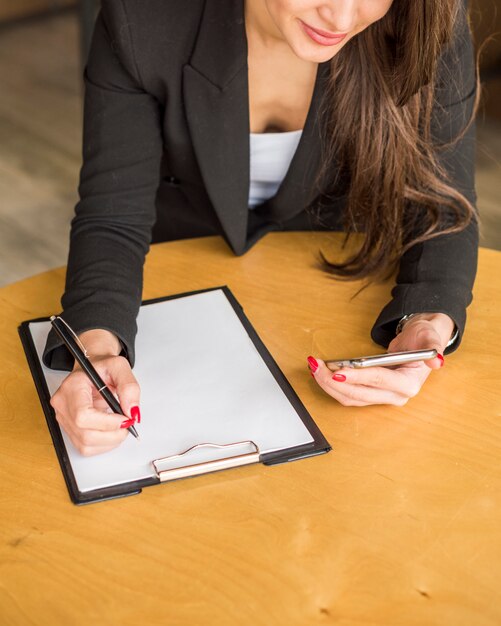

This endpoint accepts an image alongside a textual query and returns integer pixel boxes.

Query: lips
[299,20,347,46]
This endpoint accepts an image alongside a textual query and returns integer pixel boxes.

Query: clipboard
[19,287,331,505]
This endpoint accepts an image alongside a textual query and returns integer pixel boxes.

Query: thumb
[414,336,445,371]
[425,349,445,371]
[417,331,444,370]
[397,324,445,371]
[104,356,142,423]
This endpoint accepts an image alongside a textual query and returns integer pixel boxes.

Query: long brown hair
[319,0,479,280]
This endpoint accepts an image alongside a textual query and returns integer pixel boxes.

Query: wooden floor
[0,11,500,287]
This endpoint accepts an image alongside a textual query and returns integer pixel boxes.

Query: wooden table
[1,233,500,625]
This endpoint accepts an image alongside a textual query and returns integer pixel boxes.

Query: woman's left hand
[308,313,455,406]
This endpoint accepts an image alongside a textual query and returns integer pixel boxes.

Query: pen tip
[128,425,140,439]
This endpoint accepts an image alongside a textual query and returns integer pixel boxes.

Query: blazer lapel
[183,0,250,255]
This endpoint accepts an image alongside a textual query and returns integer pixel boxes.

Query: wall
[0,0,75,23]
[471,0,501,121]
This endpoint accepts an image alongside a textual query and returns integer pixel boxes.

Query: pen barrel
[73,351,107,388]
[99,386,125,417]
[71,351,125,417]
[51,322,105,382]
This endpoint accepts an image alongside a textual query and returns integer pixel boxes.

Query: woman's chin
[286,36,349,63]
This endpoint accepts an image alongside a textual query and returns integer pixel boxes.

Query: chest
[247,47,318,134]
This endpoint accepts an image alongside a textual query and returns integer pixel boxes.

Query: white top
[248,130,303,209]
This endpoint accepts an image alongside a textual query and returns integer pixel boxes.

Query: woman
[45,0,478,455]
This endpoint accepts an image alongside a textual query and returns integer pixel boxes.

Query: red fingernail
[437,354,444,367]
[131,406,141,423]
[310,372,315,378]
[332,373,346,382]
[120,418,135,429]
[307,356,318,373]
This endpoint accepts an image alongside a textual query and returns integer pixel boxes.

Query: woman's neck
[245,0,318,134]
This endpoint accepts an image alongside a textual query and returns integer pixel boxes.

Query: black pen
[50,316,139,439]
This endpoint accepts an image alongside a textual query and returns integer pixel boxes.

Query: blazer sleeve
[371,1,478,354]
[43,2,163,370]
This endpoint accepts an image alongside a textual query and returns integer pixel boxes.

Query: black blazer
[44,0,478,369]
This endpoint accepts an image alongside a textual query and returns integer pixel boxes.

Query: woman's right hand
[50,329,141,456]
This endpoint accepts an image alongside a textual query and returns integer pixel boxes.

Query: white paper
[29,289,314,493]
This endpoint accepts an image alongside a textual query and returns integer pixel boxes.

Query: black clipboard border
[18,286,331,505]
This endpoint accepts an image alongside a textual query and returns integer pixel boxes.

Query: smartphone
[325,348,438,371]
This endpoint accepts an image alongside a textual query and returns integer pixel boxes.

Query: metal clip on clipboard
[152,441,260,482]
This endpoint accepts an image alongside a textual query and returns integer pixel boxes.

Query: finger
[424,353,445,370]
[308,357,427,406]
[67,383,129,432]
[51,371,132,456]
[71,425,129,455]
[316,376,411,407]
[395,325,445,371]
[92,395,115,412]
[101,356,141,423]
[320,362,426,397]
[410,334,445,370]
[72,437,130,458]
[307,357,409,405]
